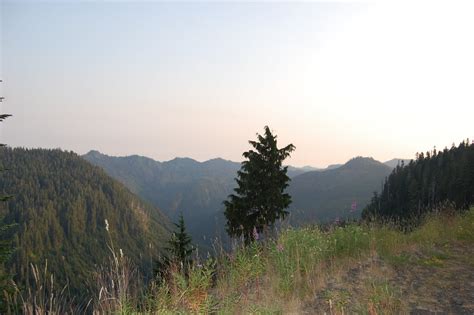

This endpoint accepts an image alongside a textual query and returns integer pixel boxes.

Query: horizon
[83,147,411,169]
[1,1,473,167]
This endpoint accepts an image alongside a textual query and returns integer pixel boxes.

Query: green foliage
[322,289,351,313]
[269,225,371,294]
[167,213,194,268]
[364,280,402,314]
[148,259,216,313]
[363,140,474,224]
[455,206,474,241]
[224,126,295,244]
[0,148,170,299]
[7,263,74,314]
[219,242,265,291]
[0,101,15,311]
[0,223,15,312]
[220,208,474,312]
[88,207,474,313]
[95,226,141,314]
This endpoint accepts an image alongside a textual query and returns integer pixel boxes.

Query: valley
[83,151,406,248]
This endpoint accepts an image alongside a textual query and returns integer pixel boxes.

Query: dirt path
[302,242,474,314]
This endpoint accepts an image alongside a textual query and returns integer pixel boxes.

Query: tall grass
[6,262,85,314]
[7,207,474,313]
[94,219,141,314]
[144,259,216,314]
[209,206,474,313]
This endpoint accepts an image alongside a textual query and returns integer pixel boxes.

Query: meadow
[27,206,470,314]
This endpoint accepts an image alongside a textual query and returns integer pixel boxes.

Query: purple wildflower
[276,243,284,252]
[253,226,259,240]
[350,201,357,212]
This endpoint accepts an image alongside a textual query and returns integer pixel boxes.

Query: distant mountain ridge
[288,156,393,224]
[83,151,242,248]
[85,150,320,178]
[83,151,323,247]
[83,151,396,246]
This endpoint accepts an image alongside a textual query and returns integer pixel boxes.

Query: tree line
[362,140,474,224]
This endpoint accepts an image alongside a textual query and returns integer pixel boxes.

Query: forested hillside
[84,152,400,241]
[288,157,392,223]
[0,148,170,297]
[363,140,474,221]
[83,151,240,246]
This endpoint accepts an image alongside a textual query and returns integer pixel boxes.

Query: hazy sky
[1,1,473,167]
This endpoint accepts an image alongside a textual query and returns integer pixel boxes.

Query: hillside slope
[0,148,170,296]
[288,157,392,223]
[82,152,323,245]
[140,207,474,314]
[84,152,396,241]
[364,141,474,221]
[83,151,240,245]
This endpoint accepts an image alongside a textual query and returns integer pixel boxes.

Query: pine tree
[167,213,194,268]
[224,126,295,244]
[0,81,15,311]
[362,140,474,225]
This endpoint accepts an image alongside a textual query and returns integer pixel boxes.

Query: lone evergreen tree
[167,213,194,268]
[224,126,295,244]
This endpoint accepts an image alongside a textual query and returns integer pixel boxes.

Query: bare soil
[302,241,474,314]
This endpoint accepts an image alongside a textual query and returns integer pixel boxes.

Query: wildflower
[334,217,341,225]
[105,219,109,232]
[253,226,259,240]
[276,243,284,252]
[350,201,357,212]
[119,248,123,258]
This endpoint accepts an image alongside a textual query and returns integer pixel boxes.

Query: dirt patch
[302,241,474,314]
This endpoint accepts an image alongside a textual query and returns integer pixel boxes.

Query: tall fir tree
[167,213,194,268]
[224,126,295,244]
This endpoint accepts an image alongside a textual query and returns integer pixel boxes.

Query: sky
[1,1,473,167]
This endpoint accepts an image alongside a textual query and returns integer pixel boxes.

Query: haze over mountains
[84,150,406,246]
[288,157,393,224]
[0,146,411,297]
[83,150,240,246]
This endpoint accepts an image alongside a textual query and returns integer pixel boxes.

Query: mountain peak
[166,157,199,165]
[84,150,106,159]
[85,149,102,155]
[343,156,379,167]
